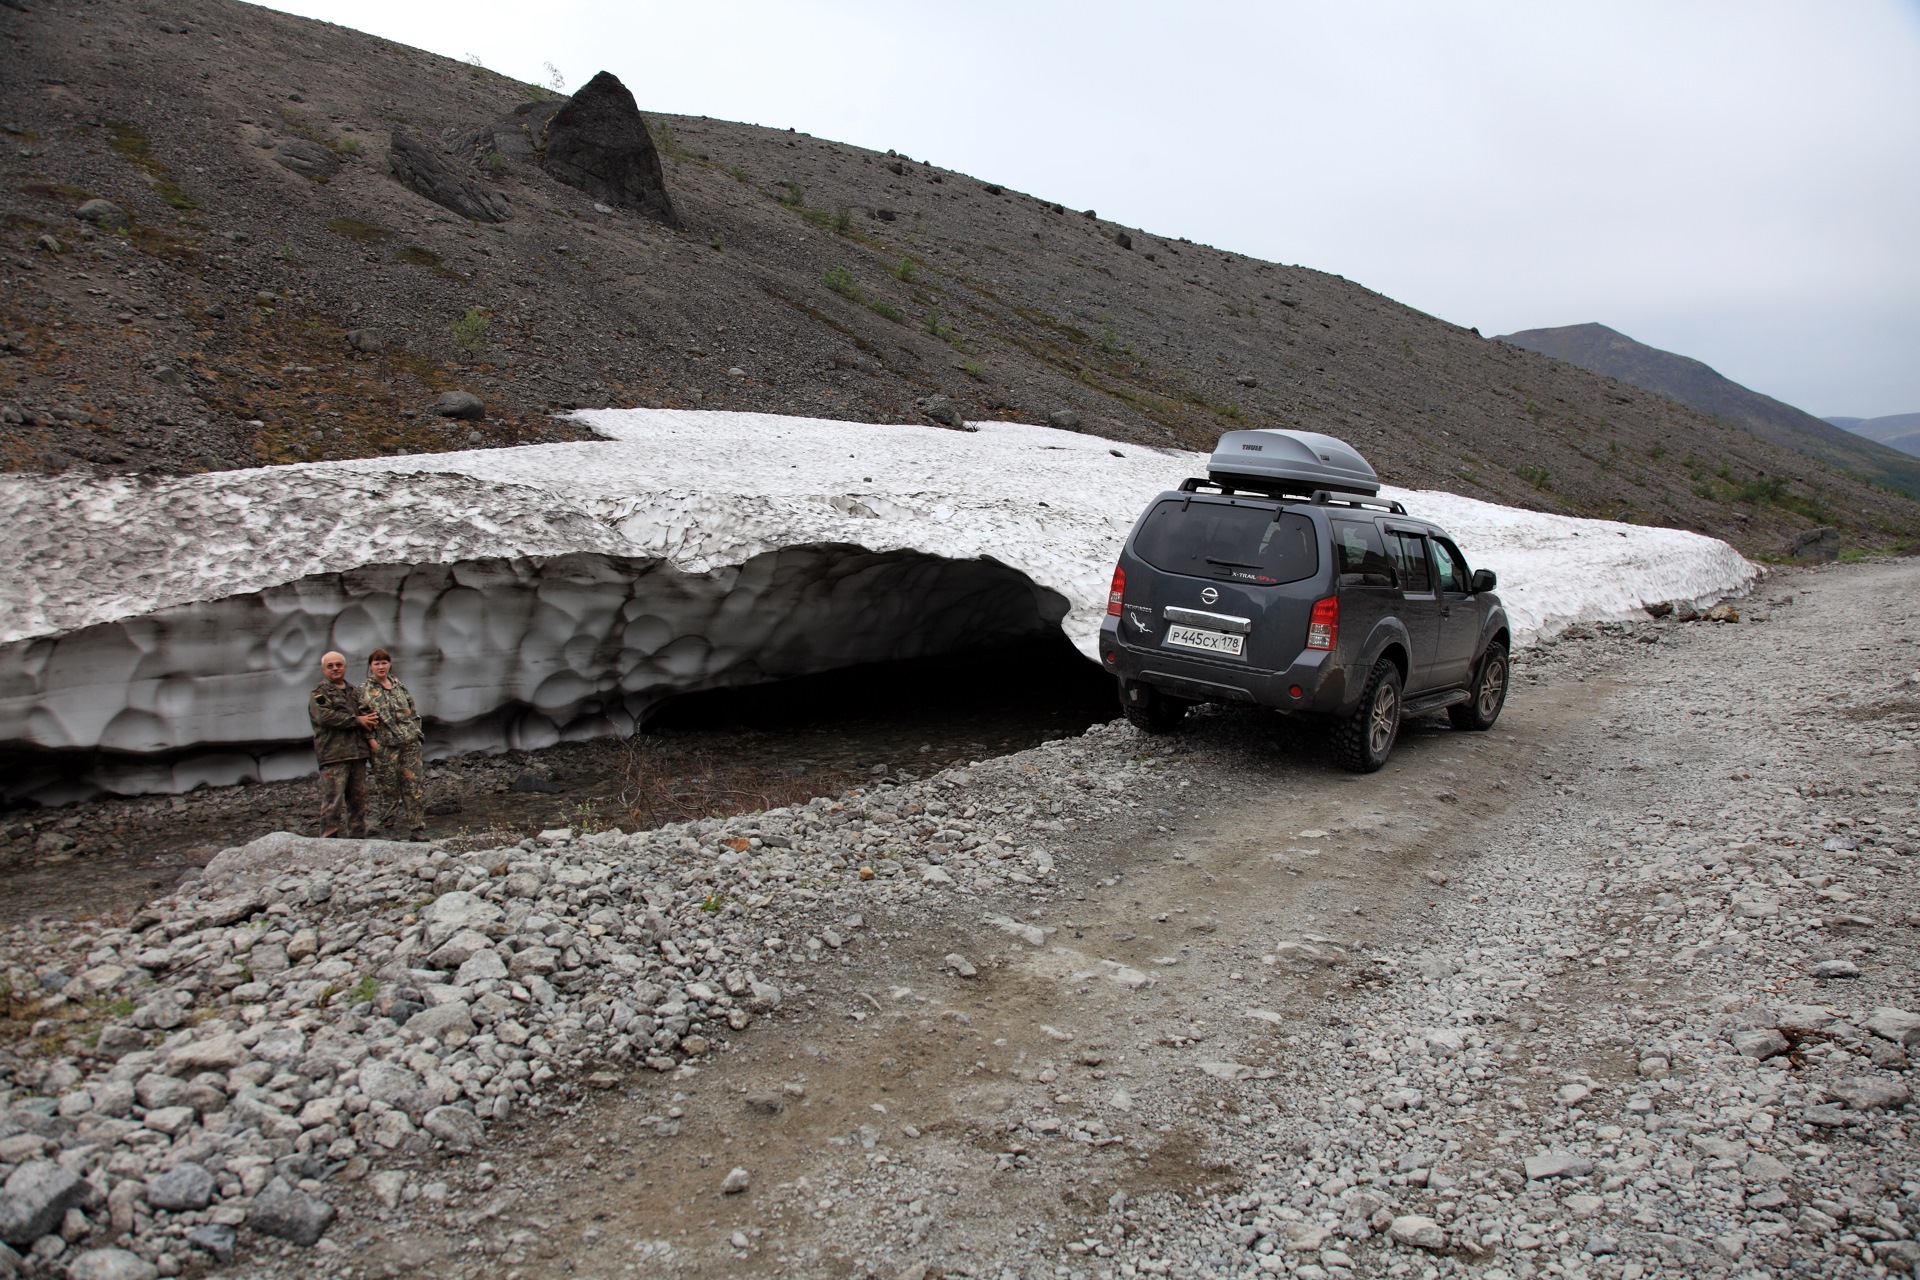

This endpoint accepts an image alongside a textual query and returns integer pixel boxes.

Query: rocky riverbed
[1,560,1917,1280]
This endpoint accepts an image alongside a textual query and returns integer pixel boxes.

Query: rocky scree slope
[1497,324,1920,503]
[1,0,1916,559]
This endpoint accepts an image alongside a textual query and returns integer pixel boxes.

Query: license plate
[1164,624,1244,656]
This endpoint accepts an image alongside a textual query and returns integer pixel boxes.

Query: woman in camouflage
[363,648,428,841]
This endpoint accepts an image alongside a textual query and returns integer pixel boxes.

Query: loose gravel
[2,561,1916,1280]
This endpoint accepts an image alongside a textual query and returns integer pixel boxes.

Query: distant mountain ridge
[1826,413,1920,460]
[1496,323,1920,499]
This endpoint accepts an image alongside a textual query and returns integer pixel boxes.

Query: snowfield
[0,410,1756,798]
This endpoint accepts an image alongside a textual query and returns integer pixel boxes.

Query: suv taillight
[1306,595,1339,650]
[1107,565,1126,616]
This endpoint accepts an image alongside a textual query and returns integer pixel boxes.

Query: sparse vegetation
[107,121,196,210]
[1515,463,1554,491]
[823,266,862,301]
[450,306,490,353]
[395,245,441,267]
[890,256,917,283]
[867,299,906,324]
[325,216,393,244]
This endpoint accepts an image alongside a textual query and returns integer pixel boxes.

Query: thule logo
[1241,444,1263,451]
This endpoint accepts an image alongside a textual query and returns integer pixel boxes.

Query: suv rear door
[1429,535,1480,687]
[1383,526,1441,691]
[1127,497,1323,672]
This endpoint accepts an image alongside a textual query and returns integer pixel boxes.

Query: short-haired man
[310,650,377,838]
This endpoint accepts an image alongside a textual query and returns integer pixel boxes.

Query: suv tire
[1120,683,1188,735]
[1333,658,1402,772]
[1448,642,1508,731]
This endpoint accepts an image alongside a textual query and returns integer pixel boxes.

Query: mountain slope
[1827,413,1920,459]
[1497,323,1920,500]
[2,0,1916,558]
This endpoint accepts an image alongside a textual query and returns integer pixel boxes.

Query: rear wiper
[1205,556,1263,569]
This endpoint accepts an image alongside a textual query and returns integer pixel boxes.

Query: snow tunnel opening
[643,629,1118,750]
[1,545,1121,806]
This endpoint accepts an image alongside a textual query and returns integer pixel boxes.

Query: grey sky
[263,1,1920,418]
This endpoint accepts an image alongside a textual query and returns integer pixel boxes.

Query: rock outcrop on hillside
[539,72,679,227]
[386,132,511,223]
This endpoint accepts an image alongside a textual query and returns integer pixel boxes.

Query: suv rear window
[1331,519,1394,586]
[1133,500,1319,585]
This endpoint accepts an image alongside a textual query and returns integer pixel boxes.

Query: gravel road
[3,560,1916,1280]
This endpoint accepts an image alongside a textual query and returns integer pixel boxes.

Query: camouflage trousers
[317,759,369,839]
[373,741,426,839]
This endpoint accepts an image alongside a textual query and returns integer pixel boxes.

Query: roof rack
[1177,476,1406,515]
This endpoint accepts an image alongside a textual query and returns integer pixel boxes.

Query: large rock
[1865,1007,1920,1048]
[434,391,486,421]
[423,1105,485,1149]
[201,831,417,890]
[65,1249,157,1280]
[0,1161,87,1246]
[421,891,503,945]
[247,1178,334,1246]
[406,1001,475,1042]
[145,1162,215,1212]
[273,139,340,180]
[1788,527,1840,562]
[74,199,128,229]
[162,1031,247,1075]
[388,132,511,223]
[540,72,679,227]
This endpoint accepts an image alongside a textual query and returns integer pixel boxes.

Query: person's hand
[368,739,380,755]
[357,712,377,729]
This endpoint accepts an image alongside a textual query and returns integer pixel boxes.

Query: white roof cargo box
[1206,429,1381,497]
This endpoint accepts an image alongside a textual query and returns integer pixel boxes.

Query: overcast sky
[262,1,1920,419]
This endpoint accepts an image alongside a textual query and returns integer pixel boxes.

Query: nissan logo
[1200,587,1219,604]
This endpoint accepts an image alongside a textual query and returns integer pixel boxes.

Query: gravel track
[2,560,1916,1280]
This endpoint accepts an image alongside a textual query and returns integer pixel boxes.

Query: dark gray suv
[1098,429,1511,771]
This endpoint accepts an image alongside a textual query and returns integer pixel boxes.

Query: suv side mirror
[1470,568,1497,593]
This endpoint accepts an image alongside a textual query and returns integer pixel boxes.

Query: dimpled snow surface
[0,410,1756,798]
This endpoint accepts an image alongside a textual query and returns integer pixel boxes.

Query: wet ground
[0,635,1119,926]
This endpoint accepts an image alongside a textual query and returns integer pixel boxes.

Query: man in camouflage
[310,651,376,838]
[363,647,428,841]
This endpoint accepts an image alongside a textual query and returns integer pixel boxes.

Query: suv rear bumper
[1098,618,1352,715]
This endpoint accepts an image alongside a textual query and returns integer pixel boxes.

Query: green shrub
[823,266,862,301]
[450,306,490,353]
[325,216,393,244]
[890,256,917,282]
[867,299,905,324]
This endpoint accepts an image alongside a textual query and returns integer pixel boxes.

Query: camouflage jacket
[309,679,372,764]
[362,677,424,750]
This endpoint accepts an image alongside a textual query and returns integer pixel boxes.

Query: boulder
[387,132,511,223]
[1864,1007,1920,1048]
[0,1161,88,1246]
[74,199,128,229]
[1045,409,1082,431]
[1733,1028,1790,1060]
[273,139,340,180]
[201,831,416,890]
[248,1177,334,1246]
[1788,527,1840,562]
[144,1162,215,1212]
[434,391,486,421]
[922,395,965,429]
[346,328,385,354]
[1523,1151,1592,1181]
[539,72,679,227]
[65,1249,157,1280]
[423,1105,485,1149]
[1388,1215,1448,1250]
[405,1001,475,1042]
